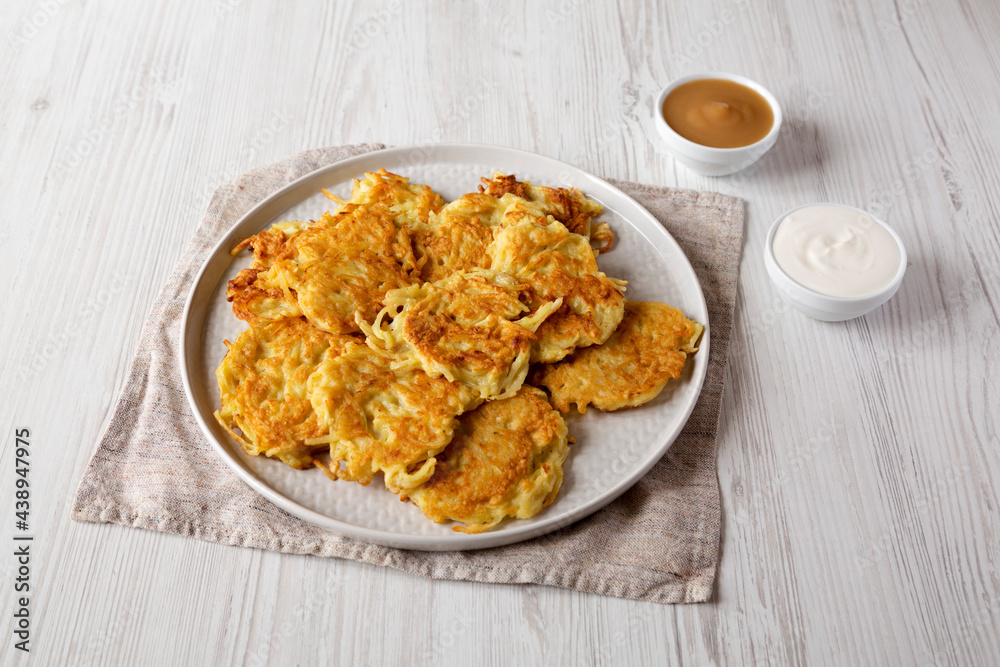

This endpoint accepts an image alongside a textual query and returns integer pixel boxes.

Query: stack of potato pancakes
[215,170,703,533]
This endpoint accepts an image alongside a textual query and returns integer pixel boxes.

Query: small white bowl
[654,71,782,177]
[764,203,907,321]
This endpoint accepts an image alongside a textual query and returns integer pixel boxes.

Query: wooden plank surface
[1,0,998,664]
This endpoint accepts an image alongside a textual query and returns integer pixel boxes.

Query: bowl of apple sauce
[655,72,782,176]
[764,203,907,321]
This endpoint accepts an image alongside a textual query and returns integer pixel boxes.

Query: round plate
[180,143,709,551]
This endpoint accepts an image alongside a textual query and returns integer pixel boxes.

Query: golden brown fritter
[231,219,311,261]
[214,318,356,469]
[478,172,529,199]
[286,206,419,333]
[409,174,613,283]
[532,301,704,413]
[409,193,506,283]
[403,386,569,533]
[306,342,483,493]
[226,220,312,323]
[490,217,626,363]
[407,193,556,282]
[329,168,445,229]
[363,269,559,400]
[227,204,419,334]
[228,169,439,329]
[479,171,613,252]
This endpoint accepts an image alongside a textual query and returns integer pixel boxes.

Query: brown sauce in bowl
[663,78,774,148]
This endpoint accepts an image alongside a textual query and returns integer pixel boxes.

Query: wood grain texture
[1,0,998,664]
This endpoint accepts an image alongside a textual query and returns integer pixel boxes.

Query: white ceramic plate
[180,143,709,551]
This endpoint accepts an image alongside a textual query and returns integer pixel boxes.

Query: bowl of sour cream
[764,203,907,321]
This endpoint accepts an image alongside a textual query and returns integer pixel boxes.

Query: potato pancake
[410,175,611,283]
[363,268,559,400]
[479,171,613,252]
[214,318,356,469]
[532,301,703,413]
[490,217,626,363]
[407,193,507,282]
[306,342,483,493]
[403,386,569,533]
[227,203,419,334]
[332,168,445,229]
[228,169,437,329]
[282,205,419,333]
[226,220,312,323]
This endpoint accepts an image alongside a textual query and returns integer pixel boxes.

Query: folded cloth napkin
[72,143,744,604]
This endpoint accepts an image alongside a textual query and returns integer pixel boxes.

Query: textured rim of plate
[180,143,710,551]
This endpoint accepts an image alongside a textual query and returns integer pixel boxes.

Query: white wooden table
[2,1,998,664]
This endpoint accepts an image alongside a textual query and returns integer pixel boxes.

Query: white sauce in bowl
[771,205,902,298]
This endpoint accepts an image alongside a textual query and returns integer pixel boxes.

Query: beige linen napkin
[72,144,744,604]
